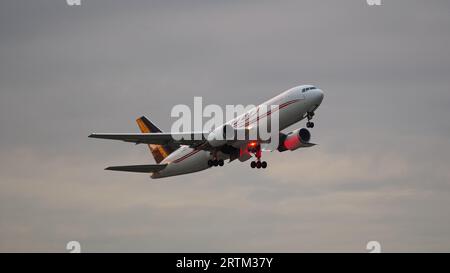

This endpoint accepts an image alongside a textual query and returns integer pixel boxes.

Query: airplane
[89,85,324,178]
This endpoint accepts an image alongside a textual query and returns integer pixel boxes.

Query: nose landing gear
[306,112,315,128]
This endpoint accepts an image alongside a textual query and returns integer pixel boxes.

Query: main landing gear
[306,112,315,128]
[208,159,224,167]
[248,142,267,169]
[250,160,267,169]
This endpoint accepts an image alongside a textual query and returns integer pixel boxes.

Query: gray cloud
[1,0,450,252]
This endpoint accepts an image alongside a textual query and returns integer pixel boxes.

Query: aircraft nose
[314,89,324,104]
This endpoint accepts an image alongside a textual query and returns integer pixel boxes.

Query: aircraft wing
[89,132,206,146]
[105,164,168,173]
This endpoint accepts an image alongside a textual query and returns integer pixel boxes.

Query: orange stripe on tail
[136,116,177,163]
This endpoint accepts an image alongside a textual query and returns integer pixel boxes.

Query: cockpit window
[302,86,316,93]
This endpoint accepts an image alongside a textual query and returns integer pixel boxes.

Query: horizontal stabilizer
[105,164,167,173]
[302,143,317,147]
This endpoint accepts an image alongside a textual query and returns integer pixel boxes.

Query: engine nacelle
[207,124,235,147]
[278,128,311,151]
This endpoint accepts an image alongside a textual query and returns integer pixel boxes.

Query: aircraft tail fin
[136,116,179,163]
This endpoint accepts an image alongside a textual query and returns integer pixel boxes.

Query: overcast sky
[1,0,450,252]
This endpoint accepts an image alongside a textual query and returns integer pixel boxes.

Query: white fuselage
[151,85,324,178]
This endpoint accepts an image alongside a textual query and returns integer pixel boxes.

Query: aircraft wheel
[261,161,267,169]
[250,161,256,168]
[309,122,315,128]
[218,160,224,166]
[256,161,262,169]
[208,160,213,167]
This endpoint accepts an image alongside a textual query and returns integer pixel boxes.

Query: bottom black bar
[0,253,448,272]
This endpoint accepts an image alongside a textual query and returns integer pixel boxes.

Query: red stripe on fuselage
[172,142,208,164]
[173,149,201,163]
[236,99,299,128]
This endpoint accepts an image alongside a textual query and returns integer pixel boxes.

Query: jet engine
[278,128,312,151]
